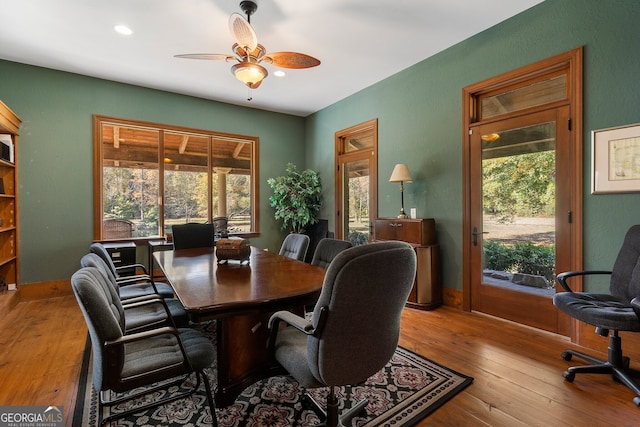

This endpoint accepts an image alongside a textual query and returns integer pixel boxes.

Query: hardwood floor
[1,295,638,426]
[0,295,86,427]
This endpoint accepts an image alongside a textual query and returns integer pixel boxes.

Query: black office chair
[71,266,217,426]
[278,233,310,262]
[553,224,640,406]
[90,242,175,299]
[172,222,215,250]
[268,241,416,426]
[310,238,353,269]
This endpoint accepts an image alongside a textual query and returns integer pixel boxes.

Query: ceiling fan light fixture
[232,62,268,88]
[176,0,320,94]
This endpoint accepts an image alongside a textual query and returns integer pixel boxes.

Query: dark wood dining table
[154,246,326,406]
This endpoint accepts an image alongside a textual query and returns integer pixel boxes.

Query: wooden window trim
[93,115,260,241]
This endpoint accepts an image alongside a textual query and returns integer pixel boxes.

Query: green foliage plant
[267,163,323,234]
[483,239,556,284]
[482,151,555,223]
[483,240,516,272]
[348,230,369,246]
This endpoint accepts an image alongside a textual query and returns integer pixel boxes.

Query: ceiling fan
[175,0,320,93]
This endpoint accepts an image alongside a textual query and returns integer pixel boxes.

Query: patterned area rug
[73,321,472,426]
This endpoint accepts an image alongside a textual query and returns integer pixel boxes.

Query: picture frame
[592,123,640,194]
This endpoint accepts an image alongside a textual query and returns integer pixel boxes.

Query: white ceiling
[0,0,543,117]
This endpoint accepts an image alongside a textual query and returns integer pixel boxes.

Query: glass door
[469,107,571,333]
[339,155,373,245]
[335,119,378,245]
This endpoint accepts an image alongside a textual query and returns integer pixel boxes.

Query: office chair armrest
[119,296,182,338]
[116,274,153,285]
[268,310,311,333]
[107,325,179,345]
[120,293,163,306]
[122,296,175,327]
[268,307,329,352]
[116,263,150,275]
[556,270,612,292]
[116,275,163,295]
[631,297,640,318]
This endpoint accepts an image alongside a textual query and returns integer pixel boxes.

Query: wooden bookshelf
[0,101,20,300]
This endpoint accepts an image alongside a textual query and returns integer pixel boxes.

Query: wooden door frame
[334,119,378,240]
[461,48,583,336]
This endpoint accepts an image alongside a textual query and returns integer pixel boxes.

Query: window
[93,115,259,240]
[335,119,378,245]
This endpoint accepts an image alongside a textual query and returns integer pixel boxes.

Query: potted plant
[267,163,322,233]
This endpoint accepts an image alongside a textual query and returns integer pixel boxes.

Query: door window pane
[344,158,370,245]
[480,75,566,120]
[342,128,375,153]
[481,121,556,294]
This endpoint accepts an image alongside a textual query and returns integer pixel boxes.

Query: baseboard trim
[442,286,463,310]
[18,280,72,301]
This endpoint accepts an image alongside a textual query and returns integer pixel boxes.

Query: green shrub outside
[348,230,369,246]
[483,240,555,284]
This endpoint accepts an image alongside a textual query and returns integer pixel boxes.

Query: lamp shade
[232,62,268,89]
[389,164,412,183]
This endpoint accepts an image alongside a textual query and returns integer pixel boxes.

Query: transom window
[93,115,259,240]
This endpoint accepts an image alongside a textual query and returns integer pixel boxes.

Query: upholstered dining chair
[278,233,310,262]
[310,238,353,269]
[90,242,175,299]
[172,222,215,250]
[71,266,218,427]
[268,241,417,426]
[553,224,640,406]
[80,253,189,330]
[84,250,169,301]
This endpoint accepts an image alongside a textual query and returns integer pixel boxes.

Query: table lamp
[389,163,412,219]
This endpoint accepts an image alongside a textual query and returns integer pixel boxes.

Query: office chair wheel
[561,351,573,361]
[633,396,640,407]
[563,370,575,382]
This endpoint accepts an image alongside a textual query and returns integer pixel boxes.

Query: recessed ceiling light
[114,25,133,36]
[274,70,286,77]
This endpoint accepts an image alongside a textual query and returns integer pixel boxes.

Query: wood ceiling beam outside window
[93,115,259,240]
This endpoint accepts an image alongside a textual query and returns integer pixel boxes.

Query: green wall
[2,0,640,294]
[305,0,640,293]
[0,61,306,283]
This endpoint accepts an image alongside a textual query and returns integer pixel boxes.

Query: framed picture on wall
[592,123,640,194]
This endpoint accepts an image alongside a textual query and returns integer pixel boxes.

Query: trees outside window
[94,116,258,240]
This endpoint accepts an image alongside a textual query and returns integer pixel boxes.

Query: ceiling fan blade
[263,52,321,69]
[174,53,236,61]
[229,12,258,51]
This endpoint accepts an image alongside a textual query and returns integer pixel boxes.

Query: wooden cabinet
[103,242,137,276]
[374,218,441,310]
[0,102,20,293]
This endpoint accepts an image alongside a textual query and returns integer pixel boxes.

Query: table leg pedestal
[214,311,283,407]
